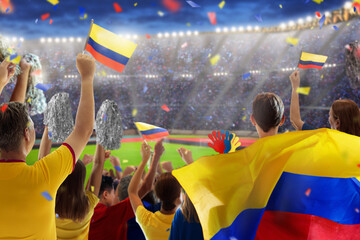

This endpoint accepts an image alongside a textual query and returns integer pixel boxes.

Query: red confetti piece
[31,69,42,76]
[113,3,123,13]
[208,12,217,25]
[49,19,53,24]
[354,2,360,12]
[162,0,181,13]
[41,13,50,21]
[1,104,8,113]
[161,104,170,112]
[305,188,311,197]
[145,34,151,39]
[315,11,321,17]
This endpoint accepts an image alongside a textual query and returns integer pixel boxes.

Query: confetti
[286,37,299,46]
[49,19,53,24]
[242,72,251,80]
[255,14,262,22]
[315,11,321,18]
[204,116,212,120]
[210,54,220,65]
[218,0,225,9]
[79,7,86,18]
[114,166,122,172]
[279,4,282,8]
[35,18,38,23]
[134,2,137,6]
[321,74,324,79]
[113,3,123,13]
[162,0,181,12]
[158,11,164,17]
[53,4,58,10]
[123,159,128,163]
[305,0,310,3]
[1,104,8,113]
[242,115,247,121]
[132,108,138,117]
[91,186,94,192]
[41,13,50,21]
[161,104,170,112]
[296,87,311,95]
[181,42,188,48]
[5,7,9,13]
[305,188,311,197]
[186,1,200,7]
[143,85,148,93]
[27,98,31,103]
[312,0,323,4]
[46,0,59,5]
[6,55,21,64]
[56,213,59,218]
[41,191,53,201]
[186,22,191,27]
[145,34,151,39]
[166,228,170,232]
[35,83,52,92]
[101,70,107,76]
[319,15,325,29]
[48,131,52,138]
[333,26,339,31]
[207,12,217,25]
[80,13,88,20]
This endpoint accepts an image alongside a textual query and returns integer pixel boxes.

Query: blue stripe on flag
[266,172,360,225]
[88,37,129,66]
[140,128,168,135]
[298,60,325,67]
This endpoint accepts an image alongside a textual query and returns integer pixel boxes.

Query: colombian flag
[172,129,360,240]
[298,52,328,69]
[85,22,137,73]
[135,122,169,140]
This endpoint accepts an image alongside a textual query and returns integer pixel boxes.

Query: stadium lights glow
[325,11,331,17]
[69,37,74,42]
[246,26,253,31]
[40,38,45,43]
[231,26,236,32]
[238,26,244,32]
[186,31,192,36]
[76,37,82,42]
[62,37,67,43]
[164,32,170,38]
[280,23,286,30]
[12,37,17,42]
[47,38,53,43]
[194,31,199,36]
[288,21,295,27]
[254,26,260,31]
[133,35,138,39]
[298,18,304,25]
[55,38,60,43]
[223,27,229,33]
[19,37,24,42]
[306,16,312,22]
[157,33,163,38]
[179,32,184,37]
[216,28,221,33]
[172,32,177,37]
[125,34,130,39]
[344,2,353,9]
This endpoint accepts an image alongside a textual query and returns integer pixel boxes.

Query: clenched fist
[76,53,95,81]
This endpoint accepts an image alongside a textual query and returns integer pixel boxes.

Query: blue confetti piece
[79,7,86,18]
[48,132,52,138]
[186,1,200,7]
[319,15,325,29]
[5,7,9,13]
[143,85,148,93]
[35,18,38,24]
[168,69,173,73]
[203,116,212,120]
[103,114,107,122]
[9,54,18,61]
[255,14,263,23]
[56,213,59,218]
[148,56,153,60]
[53,4,58,10]
[242,72,251,80]
[114,166,122,172]
[41,191,53,201]
[150,3,157,5]
[166,228,170,232]
[333,26,339,31]
[35,83,52,92]
[305,0,310,3]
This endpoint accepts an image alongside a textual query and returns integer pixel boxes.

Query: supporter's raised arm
[64,54,95,161]
[289,70,304,131]
[138,139,164,198]
[0,60,15,96]
[38,126,52,160]
[86,144,111,197]
[10,58,31,102]
[177,147,194,165]
[128,142,152,212]
[109,155,122,180]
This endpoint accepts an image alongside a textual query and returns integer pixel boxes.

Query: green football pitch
[26,135,216,183]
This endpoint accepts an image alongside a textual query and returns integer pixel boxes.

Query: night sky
[0,0,350,38]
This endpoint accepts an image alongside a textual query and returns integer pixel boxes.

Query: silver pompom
[0,35,21,83]
[95,100,123,150]
[45,92,74,143]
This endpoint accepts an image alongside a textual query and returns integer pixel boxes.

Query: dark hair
[0,102,29,152]
[181,191,200,223]
[117,175,132,201]
[55,161,89,222]
[99,176,114,198]
[252,92,284,132]
[331,99,360,137]
[154,173,181,211]
[142,191,156,205]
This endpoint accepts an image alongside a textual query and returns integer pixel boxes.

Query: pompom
[45,92,74,143]
[345,41,360,89]
[95,100,123,150]
[0,35,21,83]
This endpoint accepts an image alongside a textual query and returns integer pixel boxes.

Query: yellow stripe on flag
[300,52,328,63]
[134,122,159,131]
[89,23,137,58]
[296,87,311,95]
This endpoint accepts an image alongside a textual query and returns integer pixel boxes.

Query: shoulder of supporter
[135,205,154,227]
[86,190,100,208]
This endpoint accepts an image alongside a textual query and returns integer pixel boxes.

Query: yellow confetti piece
[123,159,128,163]
[134,2,137,6]
[312,0,324,4]
[7,48,13,54]
[242,115,247,121]
[132,108,138,117]
[321,74,324,79]
[47,0,59,5]
[218,0,225,9]
[27,98,31,103]
[6,55,21,64]
[347,23,350,26]
[286,37,299,46]
[101,70,107,76]
[310,26,314,30]
[242,108,246,110]
[279,4,282,8]
[80,13,88,20]
[208,53,211,58]
[296,87,311,95]
[91,186,94,192]
[186,22,191,27]
[158,11,164,17]
[97,72,101,76]
[27,121,31,128]
[210,54,220,65]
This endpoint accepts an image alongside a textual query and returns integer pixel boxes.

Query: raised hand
[82,154,94,166]
[0,61,14,89]
[223,131,233,153]
[76,53,95,81]
[154,138,165,157]
[208,130,226,154]
[289,69,300,90]
[177,147,194,164]
[229,133,241,153]
[104,150,111,159]
[141,142,152,163]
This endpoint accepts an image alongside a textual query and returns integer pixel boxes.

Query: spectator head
[155,173,182,212]
[55,160,89,222]
[116,175,132,202]
[0,102,35,154]
[99,175,116,207]
[181,191,200,223]
[251,93,285,135]
[330,99,360,136]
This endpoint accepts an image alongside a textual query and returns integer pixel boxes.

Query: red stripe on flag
[86,44,125,73]
[298,64,323,69]
[142,131,169,140]
[256,211,360,240]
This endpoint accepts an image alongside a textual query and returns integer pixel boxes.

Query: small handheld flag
[84,20,137,73]
[298,51,328,69]
[135,122,169,140]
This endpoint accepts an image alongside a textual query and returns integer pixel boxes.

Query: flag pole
[83,19,94,54]
[134,123,148,145]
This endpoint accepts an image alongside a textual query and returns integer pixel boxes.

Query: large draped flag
[172,129,360,240]
[134,122,169,140]
[84,20,137,73]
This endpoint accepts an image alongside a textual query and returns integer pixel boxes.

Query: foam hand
[223,131,233,153]
[229,133,241,153]
[208,130,225,154]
